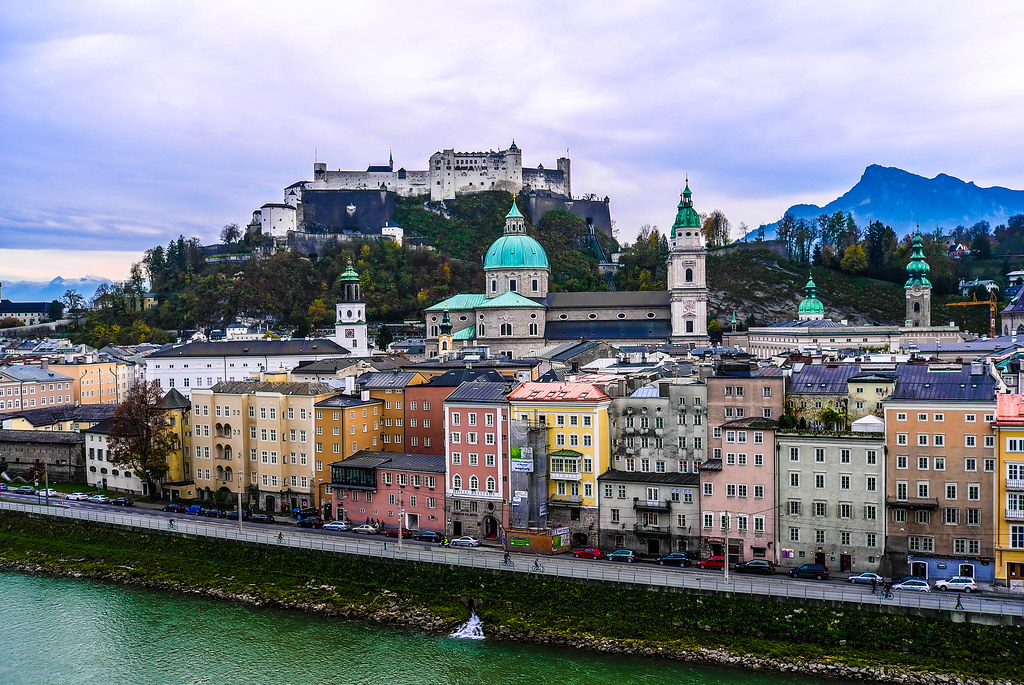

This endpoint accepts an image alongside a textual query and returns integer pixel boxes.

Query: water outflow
[448,610,485,640]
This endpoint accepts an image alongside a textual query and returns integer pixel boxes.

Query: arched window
[441,341,448,351]
[685,268,693,283]
[529,323,538,336]
[913,302,921,313]
[486,476,496,492]
[500,323,512,336]
[430,325,439,337]
[452,474,462,489]
[478,323,486,337]
[470,475,479,491]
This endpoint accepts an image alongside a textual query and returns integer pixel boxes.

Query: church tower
[797,277,825,321]
[904,230,932,328]
[437,307,454,357]
[334,259,368,353]
[668,181,709,345]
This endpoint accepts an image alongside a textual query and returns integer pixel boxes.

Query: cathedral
[423,184,710,358]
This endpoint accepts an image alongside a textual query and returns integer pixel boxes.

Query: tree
[107,380,176,498]
[0,316,23,328]
[220,223,242,244]
[970,234,991,259]
[840,244,868,273]
[375,325,394,350]
[47,300,64,320]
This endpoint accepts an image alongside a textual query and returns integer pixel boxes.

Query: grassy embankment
[1,513,1021,681]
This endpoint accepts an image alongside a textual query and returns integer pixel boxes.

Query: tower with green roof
[668,180,709,344]
[797,276,825,321]
[483,196,550,299]
[334,258,368,352]
[904,229,932,327]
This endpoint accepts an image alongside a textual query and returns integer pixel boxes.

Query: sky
[1,1,1023,281]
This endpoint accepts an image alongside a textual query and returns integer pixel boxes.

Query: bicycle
[500,558,515,568]
[879,588,894,600]
[530,562,546,573]
[167,519,176,531]
[277,532,285,543]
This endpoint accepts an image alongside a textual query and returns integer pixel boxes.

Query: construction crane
[944,292,998,338]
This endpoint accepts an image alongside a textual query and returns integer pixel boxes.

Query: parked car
[656,551,692,567]
[322,520,350,531]
[933,576,978,593]
[162,503,186,513]
[573,547,605,560]
[204,508,227,518]
[110,497,135,507]
[185,504,205,515]
[607,549,638,563]
[848,572,885,585]
[382,527,413,538]
[250,514,276,524]
[87,494,110,504]
[351,524,379,535]
[224,509,251,520]
[296,517,324,529]
[16,486,36,495]
[789,564,830,580]
[294,507,320,519]
[413,530,443,543]
[0,483,6,491]
[449,536,481,547]
[65,492,90,501]
[891,575,927,586]
[893,579,931,592]
[696,556,726,570]
[734,560,776,575]
[37,488,60,497]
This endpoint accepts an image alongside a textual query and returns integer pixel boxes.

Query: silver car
[322,520,350,531]
[449,536,481,547]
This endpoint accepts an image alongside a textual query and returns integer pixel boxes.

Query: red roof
[507,382,610,403]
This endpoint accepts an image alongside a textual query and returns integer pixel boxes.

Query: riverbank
[1,513,1020,684]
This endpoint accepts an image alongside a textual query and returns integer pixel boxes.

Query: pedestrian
[871,577,878,594]
[955,592,964,611]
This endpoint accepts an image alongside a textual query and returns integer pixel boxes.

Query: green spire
[439,307,452,335]
[904,230,932,288]
[670,178,701,239]
[339,257,359,282]
[389,150,394,169]
[506,195,524,220]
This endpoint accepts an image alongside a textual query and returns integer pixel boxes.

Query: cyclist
[168,518,175,529]
[503,552,511,565]
[277,532,285,543]
[533,558,542,570]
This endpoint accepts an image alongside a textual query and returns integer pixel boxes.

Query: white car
[37,488,60,497]
[65,492,90,501]
[449,536,481,548]
[893,579,931,592]
[848,572,885,585]
[934,576,978,593]
[322,520,350,531]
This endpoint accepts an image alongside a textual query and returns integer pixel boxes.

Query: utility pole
[398,485,404,552]
[237,471,244,533]
[723,511,730,583]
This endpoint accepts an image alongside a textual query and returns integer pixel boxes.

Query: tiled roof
[356,372,422,389]
[452,326,475,340]
[0,299,49,314]
[0,364,74,383]
[148,339,348,358]
[162,388,191,409]
[424,293,488,312]
[508,382,610,403]
[426,369,505,387]
[889,364,996,401]
[788,364,864,394]
[210,381,336,395]
[293,356,402,374]
[332,450,446,473]
[0,403,117,427]
[315,395,381,408]
[0,429,83,444]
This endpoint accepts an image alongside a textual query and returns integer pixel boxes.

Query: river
[0,571,849,685]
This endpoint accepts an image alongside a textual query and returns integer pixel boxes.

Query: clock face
[911,285,921,294]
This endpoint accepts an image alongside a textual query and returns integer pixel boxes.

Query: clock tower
[335,259,368,352]
[668,180,709,345]
[904,230,932,328]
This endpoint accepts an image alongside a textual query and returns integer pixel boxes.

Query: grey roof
[162,388,191,410]
[719,417,779,429]
[426,369,505,387]
[210,381,336,395]
[767,319,846,328]
[444,381,514,404]
[545,291,670,308]
[331,450,445,473]
[148,339,349,358]
[0,364,74,383]
[531,340,602,362]
[544,320,672,340]
[629,385,661,398]
[0,429,83,445]
[888,364,996,401]
[787,364,863,394]
[0,299,49,314]
[699,459,723,471]
[293,356,403,374]
[315,395,381,408]
[597,469,699,485]
[537,368,568,383]
[356,372,422,389]
[84,417,115,435]
[0,403,117,427]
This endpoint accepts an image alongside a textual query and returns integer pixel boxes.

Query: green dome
[670,183,702,239]
[905,230,932,288]
[484,234,549,270]
[798,277,825,316]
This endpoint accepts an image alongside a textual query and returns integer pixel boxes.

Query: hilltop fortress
[249,142,611,247]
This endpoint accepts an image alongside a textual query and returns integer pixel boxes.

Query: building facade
[330,451,446,532]
[993,394,1024,589]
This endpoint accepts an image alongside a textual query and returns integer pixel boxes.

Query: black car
[734,559,776,575]
[294,507,320,519]
[413,530,444,543]
[250,514,276,524]
[296,517,324,529]
[224,509,252,521]
[110,497,135,507]
[204,508,229,518]
[162,503,186,513]
[789,563,829,580]
[656,551,692,567]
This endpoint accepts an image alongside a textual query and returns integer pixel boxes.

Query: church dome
[484,234,549,269]
[797,276,825,319]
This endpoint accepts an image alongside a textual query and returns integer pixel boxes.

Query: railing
[633,499,671,512]
[549,471,582,481]
[1006,509,1024,521]
[3,500,1023,620]
[1006,478,1024,491]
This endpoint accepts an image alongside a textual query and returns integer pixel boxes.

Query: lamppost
[398,485,405,552]
[237,471,244,532]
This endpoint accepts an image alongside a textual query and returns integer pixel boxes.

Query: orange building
[355,372,427,452]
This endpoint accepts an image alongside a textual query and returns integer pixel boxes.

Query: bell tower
[668,180,709,345]
[334,259,368,352]
[904,230,932,328]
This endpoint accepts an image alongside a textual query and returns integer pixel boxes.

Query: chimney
[361,390,370,402]
[40,359,49,370]
[970,362,984,375]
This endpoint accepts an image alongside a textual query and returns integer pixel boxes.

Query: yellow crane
[944,292,998,338]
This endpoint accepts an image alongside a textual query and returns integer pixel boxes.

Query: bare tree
[108,380,175,498]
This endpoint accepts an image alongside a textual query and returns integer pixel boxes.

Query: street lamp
[398,485,405,552]
[237,471,244,532]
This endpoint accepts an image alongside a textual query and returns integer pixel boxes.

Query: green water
[0,571,847,685]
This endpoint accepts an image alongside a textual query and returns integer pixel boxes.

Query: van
[789,563,829,580]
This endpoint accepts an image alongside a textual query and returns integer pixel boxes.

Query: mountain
[0,276,111,303]
[746,165,1024,240]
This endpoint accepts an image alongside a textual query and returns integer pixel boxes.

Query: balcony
[633,499,671,513]
[1006,478,1024,491]
[1006,509,1024,521]
[550,495,582,504]
[633,524,672,538]
[550,471,582,481]
[885,497,939,510]
[449,489,503,501]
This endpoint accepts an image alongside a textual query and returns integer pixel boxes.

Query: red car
[696,556,726,570]
[572,547,605,559]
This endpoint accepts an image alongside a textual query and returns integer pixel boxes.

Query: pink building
[330,451,445,533]
[444,381,511,541]
[0,364,74,410]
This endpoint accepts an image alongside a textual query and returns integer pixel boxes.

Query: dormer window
[509,278,517,292]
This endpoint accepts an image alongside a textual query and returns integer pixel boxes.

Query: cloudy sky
[1,1,1022,281]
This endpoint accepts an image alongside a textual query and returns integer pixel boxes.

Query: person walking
[955,592,964,611]
[871,577,878,594]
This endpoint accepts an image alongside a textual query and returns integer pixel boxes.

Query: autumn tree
[220,223,242,244]
[840,244,868,273]
[108,380,176,498]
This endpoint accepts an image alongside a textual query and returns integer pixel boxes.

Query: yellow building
[507,382,612,536]
[994,394,1024,588]
[314,395,382,516]
[160,388,195,501]
[51,358,129,405]
[190,379,338,514]
[356,372,427,452]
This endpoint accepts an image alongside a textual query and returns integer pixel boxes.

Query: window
[866,450,877,465]
[918,456,929,470]
[864,504,877,520]
[944,508,959,525]
[908,536,934,553]
[814,474,825,489]
[790,472,800,487]
[703,483,713,496]
[789,527,800,542]
[813,501,827,517]
[965,435,976,448]
[934,457,945,471]
[866,533,877,548]
[866,475,877,492]
[788,500,801,515]
[897,455,908,469]
[965,458,977,472]
[815,448,825,463]
[789,447,800,461]
[754,485,764,499]
[917,434,928,446]
[840,449,851,464]
[917,482,929,498]
[896,433,908,446]
[915,510,931,524]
